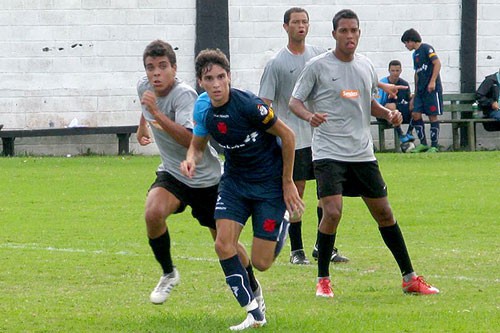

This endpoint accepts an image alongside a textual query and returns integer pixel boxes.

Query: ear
[283,23,288,33]
[332,30,336,41]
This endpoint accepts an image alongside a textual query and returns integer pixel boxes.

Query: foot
[402,275,439,295]
[290,249,310,265]
[411,144,429,153]
[405,133,415,141]
[315,277,334,298]
[229,313,267,331]
[400,134,411,144]
[149,267,180,304]
[311,245,350,263]
[253,279,266,315]
[426,146,439,153]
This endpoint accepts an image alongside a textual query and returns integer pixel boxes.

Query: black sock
[149,231,173,274]
[317,231,335,278]
[289,221,304,251]
[379,223,414,276]
[245,264,258,292]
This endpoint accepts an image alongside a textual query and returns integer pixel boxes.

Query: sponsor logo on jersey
[340,90,359,99]
[217,121,227,134]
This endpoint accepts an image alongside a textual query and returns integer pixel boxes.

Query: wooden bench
[0,125,138,156]
[372,92,500,152]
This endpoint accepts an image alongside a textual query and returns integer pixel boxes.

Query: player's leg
[426,90,443,152]
[145,182,182,304]
[411,94,429,151]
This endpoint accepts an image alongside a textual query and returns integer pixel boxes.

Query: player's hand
[309,113,328,127]
[388,110,403,126]
[427,81,436,93]
[141,90,159,116]
[136,125,152,146]
[283,180,305,218]
[382,83,408,99]
[180,160,196,179]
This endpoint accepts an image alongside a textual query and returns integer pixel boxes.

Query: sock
[430,122,440,148]
[274,215,289,258]
[245,264,258,293]
[247,300,264,321]
[378,223,414,277]
[413,119,427,145]
[149,231,173,274]
[317,231,335,278]
[407,119,414,135]
[220,255,254,308]
[289,221,304,251]
[395,126,404,137]
[403,272,417,283]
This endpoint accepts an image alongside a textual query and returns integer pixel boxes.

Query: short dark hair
[284,7,309,24]
[143,40,176,67]
[388,60,402,69]
[332,9,359,31]
[401,28,422,43]
[195,48,230,80]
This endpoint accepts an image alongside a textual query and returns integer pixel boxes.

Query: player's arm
[180,135,209,179]
[289,97,327,127]
[428,58,441,93]
[136,114,152,146]
[371,99,402,126]
[378,82,408,99]
[141,90,193,148]
[266,120,304,216]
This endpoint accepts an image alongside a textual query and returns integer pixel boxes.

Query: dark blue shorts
[215,175,286,241]
[149,171,218,229]
[413,90,443,116]
[313,159,387,198]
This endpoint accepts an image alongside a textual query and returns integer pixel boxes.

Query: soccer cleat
[254,279,266,315]
[229,313,267,331]
[315,277,334,298]
[311,245,350,263]
[290,249,310,265]
[400,134,411,144]
[426,146,439,153]
[405,133,415,141]
[411,144,429,153]
[402,275,439,295]
[149,267,180,304]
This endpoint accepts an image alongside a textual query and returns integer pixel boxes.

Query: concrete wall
[0,0,499,155]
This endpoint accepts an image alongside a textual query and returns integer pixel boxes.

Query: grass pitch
[0,152,498,332]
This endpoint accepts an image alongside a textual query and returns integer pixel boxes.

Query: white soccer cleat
[149,267,180,304]
[254,279,266,316]
[229,313,267,331]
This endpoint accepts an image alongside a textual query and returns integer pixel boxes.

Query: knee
[322,205,342,225]
[375,206,395,227]
[214,238,236,259]
[251,257,272,272]
[144,207,165,226]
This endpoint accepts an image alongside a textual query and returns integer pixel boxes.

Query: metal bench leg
[467,122,475,151]
[378,125,386,152]
[117,133,131,155]
[2,137,15,156]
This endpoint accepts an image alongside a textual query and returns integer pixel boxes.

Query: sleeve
[245,94,278,131]
[172,89,198,129]
[376,77,389,104]
[476,77,495,110]
[291,62,316,102]
[258,60,277,101]
[192,93,211,137]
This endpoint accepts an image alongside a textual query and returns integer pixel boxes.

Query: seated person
[476,69,500,121]
[376,60,414,143]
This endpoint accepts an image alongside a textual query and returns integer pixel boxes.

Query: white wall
[0,0,498,155]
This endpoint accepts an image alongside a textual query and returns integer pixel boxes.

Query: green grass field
[1,152,499,332]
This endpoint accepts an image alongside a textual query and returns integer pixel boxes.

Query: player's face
[284,12,309,43]
[332,18,360,61]
[404,41,416,51]
[144,56,177,96]
[389,65,402,81]
[198,64,231,107]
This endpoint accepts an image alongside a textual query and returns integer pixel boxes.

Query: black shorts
[313,159,387,198]
[149,171,218,229]
[293,147,315,181]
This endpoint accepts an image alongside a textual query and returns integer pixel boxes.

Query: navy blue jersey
[413,43,442,94]
[194,88,282,182]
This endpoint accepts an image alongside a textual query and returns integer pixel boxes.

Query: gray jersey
[259,45,326,149]
[137,76,221,188]
[292,51,378,162]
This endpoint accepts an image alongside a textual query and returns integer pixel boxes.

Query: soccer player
[181,48,304,330]
[136,40,257,306]
[289,9,439,298]
[401,28,443,153]
[376,60,415,144]
[259,7,349,265]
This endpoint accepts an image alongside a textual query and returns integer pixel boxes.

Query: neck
[333,49,354,62]
[287,40,306,55]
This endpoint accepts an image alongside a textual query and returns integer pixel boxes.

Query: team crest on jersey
[258,104,275,124]
[217,121,227,134]
[341,90,359,99]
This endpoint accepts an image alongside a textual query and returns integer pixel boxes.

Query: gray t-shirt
[259,45,326,149]
[137,76,221,188]
[292,51,378,162]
